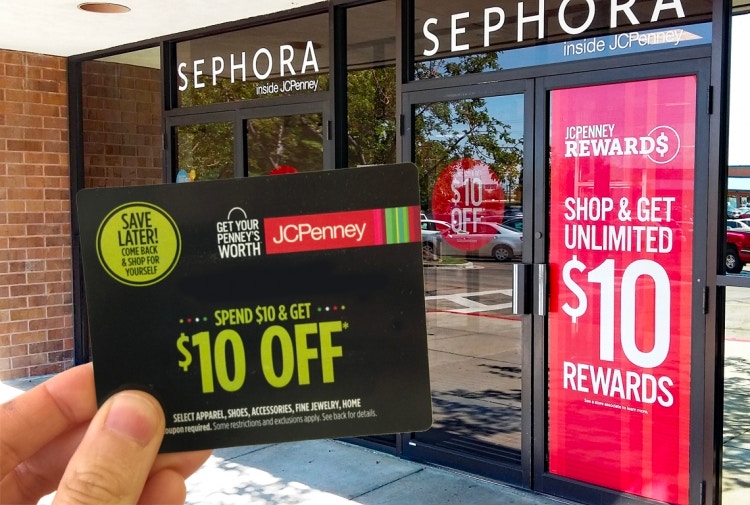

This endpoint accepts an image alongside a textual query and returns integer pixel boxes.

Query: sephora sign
[419,0,707,57]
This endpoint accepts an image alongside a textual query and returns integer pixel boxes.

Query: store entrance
[401,63,709,499]
[401,81,533,484]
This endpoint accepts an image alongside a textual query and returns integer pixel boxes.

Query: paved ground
[1,376,576,505]
[5,363,749,504]
[184,441,575,505]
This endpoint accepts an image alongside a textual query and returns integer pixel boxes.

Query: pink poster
[547,76,696,504]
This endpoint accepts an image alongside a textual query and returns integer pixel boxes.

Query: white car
[727,219,750,230]
[421,219,522,261]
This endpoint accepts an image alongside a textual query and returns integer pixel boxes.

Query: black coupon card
[76,163,432,453]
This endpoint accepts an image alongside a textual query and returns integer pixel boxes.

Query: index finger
[0,363,97,478]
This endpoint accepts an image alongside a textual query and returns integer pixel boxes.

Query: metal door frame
[399,78,536,487]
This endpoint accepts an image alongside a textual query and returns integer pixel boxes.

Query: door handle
[536,263,548,316]
[512,263,531,315]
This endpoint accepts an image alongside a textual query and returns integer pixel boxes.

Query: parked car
[502,217,524,233]
[727,205,741,219]
[736,207,750,218]
[726,229,750,273]
[421,218,451,239]
[421,219,522,261]
[727,219,750,230]
[421,219,452,257]
[503,206,523,222]
[479,207,523,226]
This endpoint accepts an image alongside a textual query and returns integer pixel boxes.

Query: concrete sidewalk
[1,375,576,505]
[187,441,575,505]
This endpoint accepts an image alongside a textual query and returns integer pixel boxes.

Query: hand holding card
[77,164,432,453]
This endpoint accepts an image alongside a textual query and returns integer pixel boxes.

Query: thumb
[53,390,165,505]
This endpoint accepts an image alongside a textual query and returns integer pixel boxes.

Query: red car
[726,229,750,273]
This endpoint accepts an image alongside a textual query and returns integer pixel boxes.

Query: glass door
[540,63,710,505]
[245,112,325,176]
[171,112,235,182]
[402,82,533,484]
[242,102,329,177]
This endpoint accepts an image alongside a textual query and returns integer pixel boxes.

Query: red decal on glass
[547,76,695,504]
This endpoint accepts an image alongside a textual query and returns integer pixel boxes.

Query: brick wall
[0,50,73,379]
[82,60,163,187]
[0,52,163,380]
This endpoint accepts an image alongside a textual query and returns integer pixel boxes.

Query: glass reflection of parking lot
[722,286,750,504]
[414,92,525,466]
[422,261,522,459]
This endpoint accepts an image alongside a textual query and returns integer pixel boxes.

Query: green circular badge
[96,202,181,286]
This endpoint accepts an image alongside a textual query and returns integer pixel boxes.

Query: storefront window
[722,9,750,505]
[724,11,750,276]
[412,0,712,80]
[176,14,329,107]
[415,97,523,210]
[722,288,750,503]
[246,113,324,175]
[346,1,397,166]
[82,48,163,187]
[176,122,234,180]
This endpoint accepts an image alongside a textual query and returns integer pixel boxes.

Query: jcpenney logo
[264,209,376,255]
[271,222,367,245]
[563,124,681,164]
[264,207,419,255]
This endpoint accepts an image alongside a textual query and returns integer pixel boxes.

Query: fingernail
[104,391,162,447]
